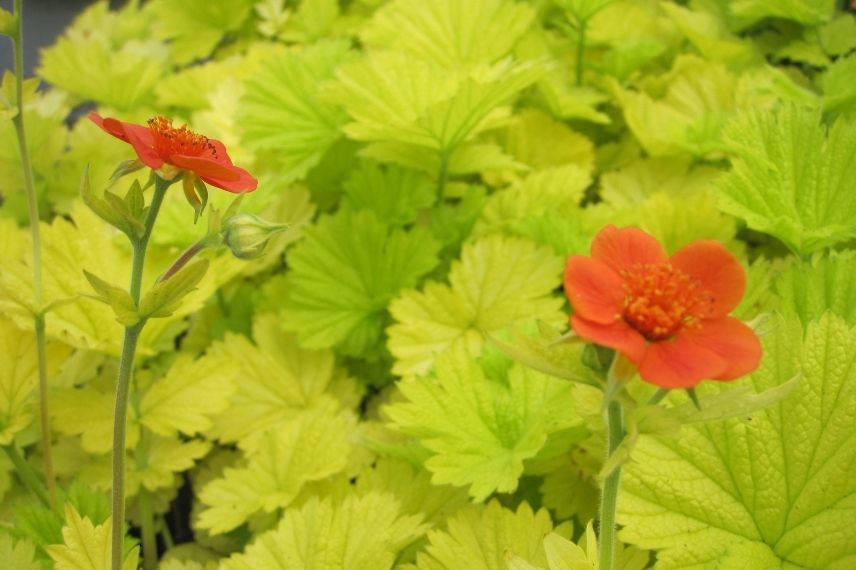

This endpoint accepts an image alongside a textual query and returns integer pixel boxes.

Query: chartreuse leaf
[53,381,138,454]
[155,56,246,111]
[145,0,255,64]
[619,314,856,569]
[221,492,425,570]
[661,3,757,66]
[0,8,14,37]
[239,40,352,183]
[611,55,735,157]
[361,0,535,68]
[354,458,470,528]
[37,4,165,110]
[772,251,856,327]
[342,161,436,226]
[140,351,238,437]
[0,317,70,445]
[599,158,721,209]
[728,0,835,28]
[45,505,139,570]
[0,83,68,221]
[282,209,439,356]
[402,501,568,570]
[821,55,856,119]
[716,105,856,255]
[388,235,564,376]
[328,52,548,168]
[198,402,354,534]
[476,165,590,239]
[206,314,360,446]
[493,109,595,172]
[135,436,211,493]
[0,535,39,570]
[385,345,582,500]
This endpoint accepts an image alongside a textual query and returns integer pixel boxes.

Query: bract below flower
[89,112,257,193]
[564,225,762,389]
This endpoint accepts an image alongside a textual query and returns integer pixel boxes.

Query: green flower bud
[221,214,289,260]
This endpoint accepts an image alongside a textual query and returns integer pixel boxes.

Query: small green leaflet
[717,105,856,255]
[385,345,582,501]
[619,314,856,568]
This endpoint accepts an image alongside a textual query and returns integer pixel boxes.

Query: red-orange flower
[89,112,257,193]
[564,226,761,389]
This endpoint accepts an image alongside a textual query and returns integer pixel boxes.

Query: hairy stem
[137,487,157,570]
[598,398,625,570]
[3,444,50,508]
[158,240,206,283]
[111,178,169,570]
[11,0,55,506]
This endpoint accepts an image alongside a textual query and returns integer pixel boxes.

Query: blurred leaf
[282,209,439,356]
[239,40,353,183]
[362,0,535,68]
[717,105,856,254]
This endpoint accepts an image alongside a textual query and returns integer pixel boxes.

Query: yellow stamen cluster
[620,263,709,341]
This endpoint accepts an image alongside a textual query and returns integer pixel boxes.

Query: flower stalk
[111,178,169,570]
[10,0,55,507]
[598,397,624,570]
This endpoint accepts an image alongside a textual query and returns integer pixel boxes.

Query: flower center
[620,263,709,341]
[147,116,216,160]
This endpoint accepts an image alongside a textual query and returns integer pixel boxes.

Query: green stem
[11,0,55,507]
[111,324,141,570]
[111,178,169,570]
[3,444,50,508]
[158,240,205,283]
[598,399,624,570]
[647,388,669,405]
[575,19,588,86]
[137,487,157,570]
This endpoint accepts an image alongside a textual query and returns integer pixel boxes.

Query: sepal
[80,167,145,240]
[138,258,209,320]
[83,271,139,326]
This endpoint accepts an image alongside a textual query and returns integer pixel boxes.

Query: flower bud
[221,214,289,260]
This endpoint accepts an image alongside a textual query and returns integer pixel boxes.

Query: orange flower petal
[639,334,727,388]
[670,241,745,318]
[199,166,259,193]
[171,154,241,182]
[591,225,667,274]
[682,317,762,381]
[564,257,625,324]
[571,315,647,363]
[123,125,163,170]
